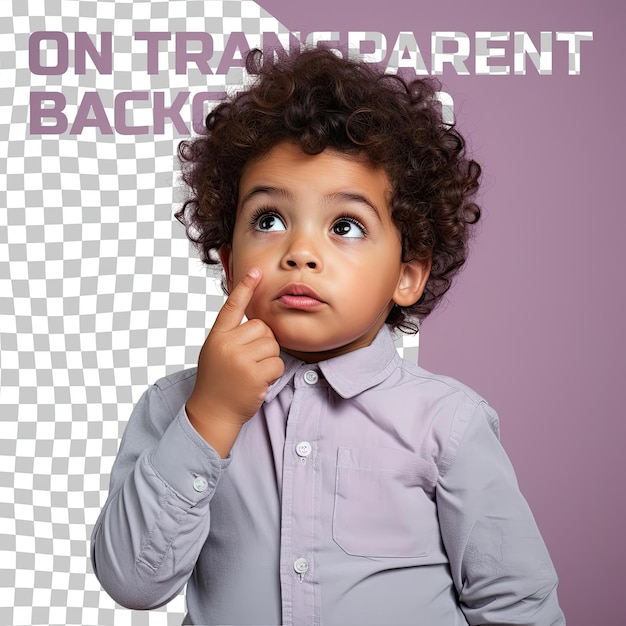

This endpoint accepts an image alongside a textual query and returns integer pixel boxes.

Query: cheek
[242,285,270,322]
[228,249,253,287]
[231,237,268,267]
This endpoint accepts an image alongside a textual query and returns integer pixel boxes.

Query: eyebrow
[239,186,294,207]
[327,192,383,222]
[240,186,384,222]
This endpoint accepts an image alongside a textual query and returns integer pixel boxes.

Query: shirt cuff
[147,406,230,505]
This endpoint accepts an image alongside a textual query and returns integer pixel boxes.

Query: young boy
[91,48,564,625]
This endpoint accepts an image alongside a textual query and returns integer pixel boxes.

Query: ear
[392,259,431,308]
[218,244,234,293]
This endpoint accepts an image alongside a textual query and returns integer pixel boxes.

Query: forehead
[238,142,392,205]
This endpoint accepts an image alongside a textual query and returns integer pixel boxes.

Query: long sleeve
[90,370,228,610]
[436,402,565,625]
[91,329,566,624]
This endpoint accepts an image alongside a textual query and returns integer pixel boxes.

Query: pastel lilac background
[257,0,624,623]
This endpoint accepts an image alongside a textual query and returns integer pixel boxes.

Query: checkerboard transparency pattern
[0,2,419,624]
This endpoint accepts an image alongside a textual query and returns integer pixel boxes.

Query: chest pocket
[332,447,440,558]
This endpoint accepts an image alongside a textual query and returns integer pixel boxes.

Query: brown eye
[332,218,366,238]
[254,212,286,232]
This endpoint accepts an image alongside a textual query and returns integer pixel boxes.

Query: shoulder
[128,367,198,430]
[148,367,198,416]
[152,367,198,394]
[116,368,199,460]
[395,356,490,411]
[389,357,501,469]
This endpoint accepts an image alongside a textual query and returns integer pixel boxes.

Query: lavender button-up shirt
[91,325,564,625]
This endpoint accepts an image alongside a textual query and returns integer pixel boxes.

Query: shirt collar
[265,324,400,402]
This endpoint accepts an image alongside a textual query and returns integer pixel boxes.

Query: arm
[90,378,226,609]
[437,403,565,625]
[91,268,283,609]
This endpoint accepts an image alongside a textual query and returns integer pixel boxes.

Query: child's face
[220,142,429,362]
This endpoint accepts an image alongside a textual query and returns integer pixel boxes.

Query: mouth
[276,283,326,310]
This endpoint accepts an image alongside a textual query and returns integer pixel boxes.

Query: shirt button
[303,370,318,385]
[293,557,309,574]
[193,476,208,493]
[296,441,312,457]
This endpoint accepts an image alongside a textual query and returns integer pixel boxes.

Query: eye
[332,217,366,238]
[252,211,286,232]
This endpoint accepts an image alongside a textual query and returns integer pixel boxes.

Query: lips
[276,283,326,309]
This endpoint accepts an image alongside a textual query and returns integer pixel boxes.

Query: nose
[280,233,322,271]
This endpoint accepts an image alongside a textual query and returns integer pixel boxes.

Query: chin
[278,333,354,357]
[271,330,328,353]
[277,337,324,354]
[260,316,353,356]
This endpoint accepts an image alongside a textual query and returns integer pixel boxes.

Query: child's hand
[185,268,284,457]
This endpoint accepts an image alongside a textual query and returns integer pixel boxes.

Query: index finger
[213,267,262,332]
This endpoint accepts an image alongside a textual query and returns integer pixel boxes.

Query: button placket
[282,366,319,603]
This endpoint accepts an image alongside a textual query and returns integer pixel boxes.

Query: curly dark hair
[176,47,481,333]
